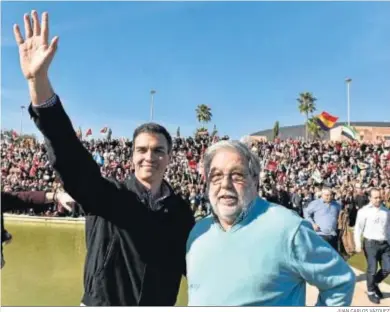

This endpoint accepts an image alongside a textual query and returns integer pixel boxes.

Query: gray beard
[212,184,256,223]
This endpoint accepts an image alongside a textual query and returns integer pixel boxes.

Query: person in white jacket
[354,188,390,304]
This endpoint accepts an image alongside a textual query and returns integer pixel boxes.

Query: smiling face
[132,132,170,185]
[207,148,257,226]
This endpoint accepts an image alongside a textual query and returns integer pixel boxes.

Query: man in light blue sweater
[186,141,355,306]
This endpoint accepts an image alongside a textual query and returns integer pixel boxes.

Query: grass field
[348,252,390,284]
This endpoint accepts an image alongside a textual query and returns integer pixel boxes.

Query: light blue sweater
[186,197,355,306]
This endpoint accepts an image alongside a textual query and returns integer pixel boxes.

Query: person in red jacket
[1,190,74,268]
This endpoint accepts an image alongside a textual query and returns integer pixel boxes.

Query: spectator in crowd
[354,188,390,304]
[186,140,355,306]
[354,184,370,211]
[303,187,342,251]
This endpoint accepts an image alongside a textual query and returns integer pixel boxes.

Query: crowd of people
[251,139,390,225]
[2,131,390,220]
[2,11,388,306]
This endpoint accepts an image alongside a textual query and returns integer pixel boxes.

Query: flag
[100,127,108,134]
[315,111,338,131]
[341,125,359,141]
[266,161,278,172]
[85,128,92,137]
[312,169,323,183]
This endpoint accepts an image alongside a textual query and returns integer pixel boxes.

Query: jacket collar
[125,174,173,211]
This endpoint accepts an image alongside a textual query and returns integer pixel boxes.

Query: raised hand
[13,10,58,81]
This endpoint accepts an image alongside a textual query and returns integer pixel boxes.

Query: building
[250,122,390,142]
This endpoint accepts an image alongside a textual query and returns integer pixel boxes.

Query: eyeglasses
[208,171,249,185]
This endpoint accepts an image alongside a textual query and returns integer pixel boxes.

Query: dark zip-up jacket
[28,96,195,306]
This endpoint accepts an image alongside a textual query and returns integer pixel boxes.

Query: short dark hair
[132,123,172,153]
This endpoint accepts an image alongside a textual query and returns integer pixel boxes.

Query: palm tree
[297,92,317,140]
[307,117,323,140]
[273,121,279,140]
[196,104,212,129]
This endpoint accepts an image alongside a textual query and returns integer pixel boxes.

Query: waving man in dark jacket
[13,10,195,306]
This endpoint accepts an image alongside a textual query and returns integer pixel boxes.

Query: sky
[1,1,390,140]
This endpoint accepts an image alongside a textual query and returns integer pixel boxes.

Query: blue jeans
[363,238,390,292]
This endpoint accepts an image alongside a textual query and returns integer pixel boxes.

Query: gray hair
[321,186,332,194]
[203,140,260,185]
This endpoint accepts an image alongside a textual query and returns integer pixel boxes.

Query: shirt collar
[126,174,172,211]
[368,203,383,210]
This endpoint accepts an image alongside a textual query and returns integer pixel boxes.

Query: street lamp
[20,105,26,135]
[150,89,156,121]
[345,78,352,126]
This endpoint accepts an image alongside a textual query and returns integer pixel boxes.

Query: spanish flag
[315,111,338,131]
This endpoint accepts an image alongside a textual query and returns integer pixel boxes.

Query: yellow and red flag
[315,111,338,131]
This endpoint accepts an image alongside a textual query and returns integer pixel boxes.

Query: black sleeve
[181,200,195,277]
[1,213,6,241]
[28,96,130,218]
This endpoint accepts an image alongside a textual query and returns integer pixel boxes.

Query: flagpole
[150,89,156,121]
[345,78,352,126]
[20,105,25,135]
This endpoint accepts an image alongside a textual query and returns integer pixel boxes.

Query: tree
[307,117,323,140]
[297,92,317,140]
[196,104,212,129]
[273,121,279,140]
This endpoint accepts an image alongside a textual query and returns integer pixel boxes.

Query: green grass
[347,228,390,285]
[176,278,189,306]
[348,252,390,284]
